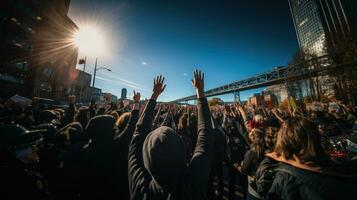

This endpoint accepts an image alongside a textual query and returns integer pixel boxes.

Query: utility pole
[83,56,87,72]
[78,57,87,104]
[234,90,240,103]
[92,57,98,87]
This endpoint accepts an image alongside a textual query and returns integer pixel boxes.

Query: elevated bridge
[171,55,351,103]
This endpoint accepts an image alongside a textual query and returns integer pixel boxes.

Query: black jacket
[113,109,139,200]
[61,111,139,200]
[128,98,214,200]
[60,103,76,127]
[268,162,357,200]
[0,158,50,200]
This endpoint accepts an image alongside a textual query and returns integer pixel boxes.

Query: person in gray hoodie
[128,70,214,200]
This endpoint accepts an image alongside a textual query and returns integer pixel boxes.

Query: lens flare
[72,25,107,56]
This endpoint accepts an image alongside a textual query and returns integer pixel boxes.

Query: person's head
[56,122,83,146]
[274,117,330,165]
[54,108,65,118]
[38,110,58,124]
[116,112,131,132]
[74,106,90,129]
[96,107,106,116]
[35,123,58,145]
[110,102,118,111]
[248,128,266,157]
[86,115,115,144]
[142,126,186,189]
[0,124,43,164]
[118,100,124,109]
[265,126,278,153]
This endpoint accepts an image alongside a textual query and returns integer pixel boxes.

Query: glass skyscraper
[288,0,357,56]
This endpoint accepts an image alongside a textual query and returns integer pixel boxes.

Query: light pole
[78,57,87,104]
[92,57,111,87]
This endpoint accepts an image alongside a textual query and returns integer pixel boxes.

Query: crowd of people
[0,70,357,200]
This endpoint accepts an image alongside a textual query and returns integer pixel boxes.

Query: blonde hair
[117,112,131,132]
[109,111,120,125]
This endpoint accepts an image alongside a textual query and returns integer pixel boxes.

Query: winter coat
[128,98,214,200]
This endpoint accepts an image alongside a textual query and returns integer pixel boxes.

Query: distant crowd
[0,70,356,200]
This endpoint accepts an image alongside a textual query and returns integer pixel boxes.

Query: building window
[299,17,308,27]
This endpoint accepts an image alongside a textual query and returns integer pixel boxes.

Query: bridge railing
[171,54,336,102]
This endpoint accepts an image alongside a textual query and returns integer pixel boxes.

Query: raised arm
[188,70,214,199]
[152,104,162,129]
[115,91,141,145]
[61,95,76,126]
[128,76,166,198]
[237,104,251,131]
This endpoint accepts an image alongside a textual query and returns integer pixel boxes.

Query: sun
[72,25,107,56]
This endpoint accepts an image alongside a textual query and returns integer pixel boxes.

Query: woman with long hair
[235,128,266,200]
[266,117,356,200]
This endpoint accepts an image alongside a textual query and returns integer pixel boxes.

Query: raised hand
[192,70,205,98]
[133,90,141,103]
[151,75,166,100]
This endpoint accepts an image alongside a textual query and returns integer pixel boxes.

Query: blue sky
[69,0,299,102]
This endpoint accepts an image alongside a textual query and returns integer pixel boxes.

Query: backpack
[253,157,282,196]
[226,134,249,164]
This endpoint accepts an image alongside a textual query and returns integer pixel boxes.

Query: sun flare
[72,25,107,56]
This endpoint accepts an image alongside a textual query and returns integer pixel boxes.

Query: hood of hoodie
[143,126,186,189]
[86,115,115,144]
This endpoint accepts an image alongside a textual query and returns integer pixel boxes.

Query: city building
[266,84,289,103]
[100,92,118,104]
[248,93,265,107]
[288,0,357,56]
[68,69,93,104]
[0,0,78,100]
[248,91,278,108]
[288,0,357,102]
[90,87,102,103]
[263,92,278,108]
[121,88,127,100]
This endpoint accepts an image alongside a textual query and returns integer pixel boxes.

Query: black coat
[113,109,139,200]
[268,163,357,200]
[128,98,214,200]
[61,111,138,200]
[0,158,50,200]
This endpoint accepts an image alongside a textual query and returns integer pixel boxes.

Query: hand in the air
[151,75,166,100]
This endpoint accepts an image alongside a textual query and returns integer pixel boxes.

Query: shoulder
[271,163,357,199]
[244,150,259,161]
[268,164,300,199]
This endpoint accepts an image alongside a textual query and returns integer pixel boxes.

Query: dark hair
[74,106,89,129]
[249,128,266,159]
[96,107,106,116]
[265,126,278,153]
[274,117,330,166]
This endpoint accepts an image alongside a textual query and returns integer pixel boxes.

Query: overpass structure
[171,54,349,103]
